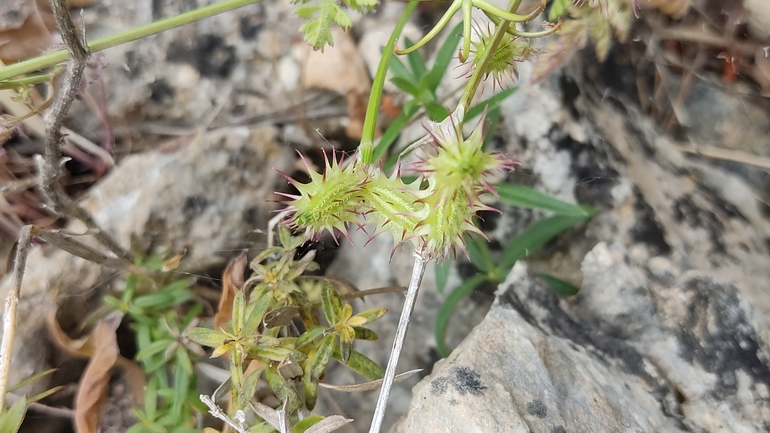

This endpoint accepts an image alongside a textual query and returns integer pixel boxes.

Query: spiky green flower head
[361,165,429,247]
[277,149,367,242]
[415,108,518,206]
[414,179,487,260]
[461,21,539,88]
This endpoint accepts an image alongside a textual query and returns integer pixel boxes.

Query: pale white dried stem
[368,253,428,433]
[0,225,32,404]
[200,394,249,433]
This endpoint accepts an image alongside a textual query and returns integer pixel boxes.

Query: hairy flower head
[415,109,518,206]
[362,166,429,246]
[461,21,538,88]
[278,149,367,242]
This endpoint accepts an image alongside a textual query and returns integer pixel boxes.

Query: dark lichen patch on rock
[527,399,548,418]
[167,34,237,78]
[183,194,208,216]
[450,366,487,396]
[430,377,449,396]
[551,427,567,433]
[149,78,175,103]
[675,276,770,397]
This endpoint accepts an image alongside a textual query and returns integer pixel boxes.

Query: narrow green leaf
[465,87,518,121]
[435,275,486,357]
[481,105,501,151]
[496,183,595,216]
[240,365,263,408]
[172,363,190,415]
[424,101,449,121]
[537,273,581,296]
[403,37,428,81]
[0,396,26,433]
[243,293,272,336]
[499,214,591,271]
[388,52,414,82]
[8,368,57,392]
[176,346,194,376]
[136,339,175,361]
[311,334,335,380]
[321,286,342,325]
[389,77,420,96]
[303,366,319,411]
[338,327,354,363]
[425,21,463,92]
[187,328,229,348]
[263,306,300,328]
[296,326,326,348]
[144,377,159,420]
[464,234,492,274]
[548,0,570,21]
[27,385,64,404]
[334,349,384,380]
[352,326,378,341]
[250,422,279,433]
[375,100,419,163]
[292,415,324,433]
[132,291,176,309]
[233,291,246,334]
[265,367,301,411]
[348,308,387,326]
[435,260,451,295]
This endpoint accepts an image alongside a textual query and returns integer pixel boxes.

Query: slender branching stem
[0,225,32,404]
[359,1,419,163]
[368,252,428,433]
[457,0,525,113]
[0,0,262,82]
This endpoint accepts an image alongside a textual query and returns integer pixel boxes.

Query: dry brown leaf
[214,251,247,332]
[162,249,186,271]
[74,313,122,433]
[47,309,96,358]
[318,369,421,392]
[301,28,372,140]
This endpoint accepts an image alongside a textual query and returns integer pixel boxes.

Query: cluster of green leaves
[294,0,378,50]
[376,23,517,166]
[102,254,203,433]
[188,227,387,432]
[434,183,596,356]
[0,370,61,433]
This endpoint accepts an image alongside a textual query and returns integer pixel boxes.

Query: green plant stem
[0,0,261,82]
[456,0,523,113]
[0,67,64,89]
[359,1,419,164]
[368,254,427,433]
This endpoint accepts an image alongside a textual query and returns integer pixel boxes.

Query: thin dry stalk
[40,0,132,263]
[0,225,32,403]
[368,253,427,433]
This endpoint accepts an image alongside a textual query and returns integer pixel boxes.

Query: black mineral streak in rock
[559,75,581,119]
[555,135,619,208]
[527,399,548,418]
[631,192,671,255]
[676,276,770,398]
[431,377,449,396]
[673,195,727,255]
[499,283,654,383]
[551,426,567,433]
[450,366,487,396]
[167,34,237,78]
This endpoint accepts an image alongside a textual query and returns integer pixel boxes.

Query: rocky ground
[1,0,770,432]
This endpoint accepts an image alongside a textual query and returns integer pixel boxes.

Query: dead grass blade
[319,369,422,393]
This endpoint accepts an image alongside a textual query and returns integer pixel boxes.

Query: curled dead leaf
[74,313,122,433]
[214,251,247,332]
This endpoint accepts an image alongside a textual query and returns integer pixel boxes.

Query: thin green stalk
[456,0,523,113]
[0,67,64,89]
[0,0,261,82]
[358,1,419,164]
